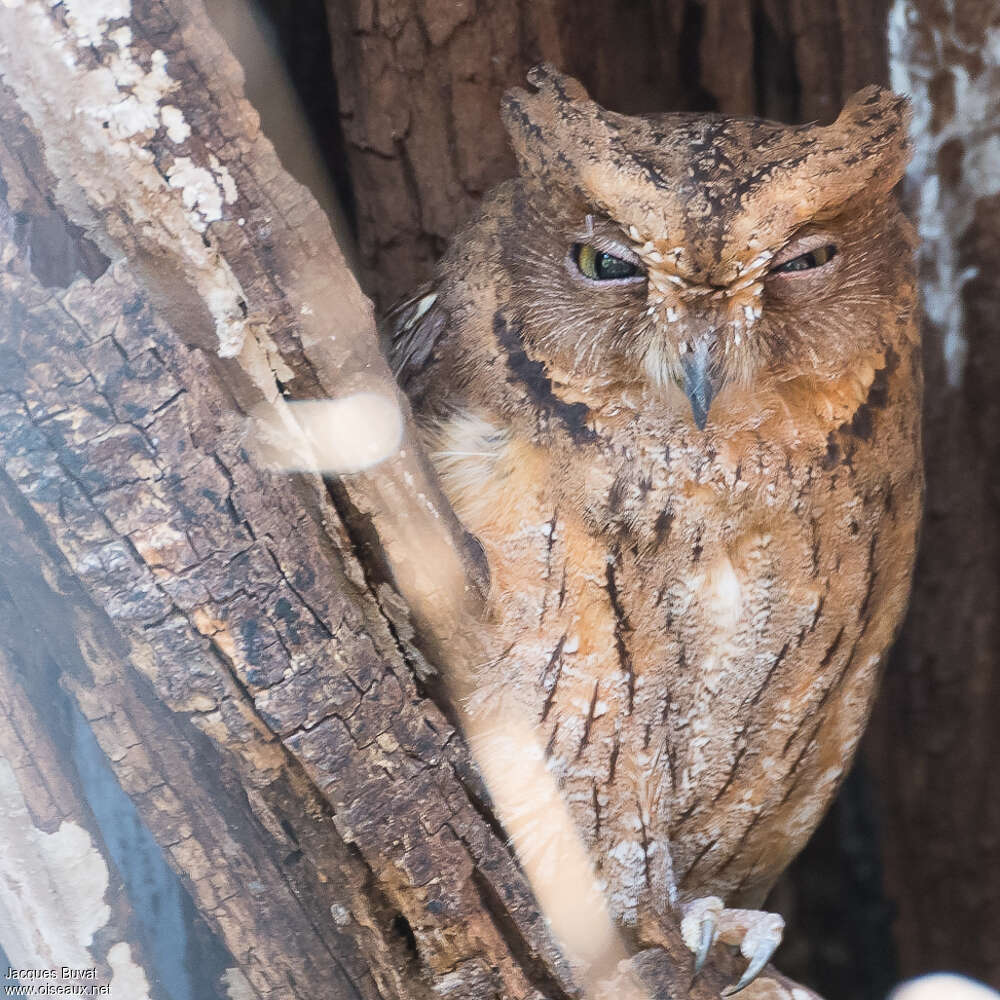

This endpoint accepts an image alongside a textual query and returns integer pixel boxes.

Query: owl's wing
[382,283,449,390]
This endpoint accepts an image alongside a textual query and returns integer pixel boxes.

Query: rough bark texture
[0,2,563,997]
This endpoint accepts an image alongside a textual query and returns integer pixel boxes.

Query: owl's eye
[574,243,640,281]
[771,244,837,273]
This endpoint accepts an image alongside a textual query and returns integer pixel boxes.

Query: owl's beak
[679,338,719,430]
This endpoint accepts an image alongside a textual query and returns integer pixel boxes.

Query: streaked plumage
[385,65,921,976]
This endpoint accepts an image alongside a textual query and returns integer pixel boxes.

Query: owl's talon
[680,900,783,991]
[693,914,716,973]
[722,911,784,994]
[723,939,777,995]
[679,895,723,973]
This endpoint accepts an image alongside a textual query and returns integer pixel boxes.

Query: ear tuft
[837,85,911,139]
[827,86,912,193]
[524,63,592,103]
[500,66,598,181]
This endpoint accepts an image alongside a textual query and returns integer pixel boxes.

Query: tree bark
[0,2,567,997]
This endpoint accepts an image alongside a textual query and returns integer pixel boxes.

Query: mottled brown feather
[385,67,922,928]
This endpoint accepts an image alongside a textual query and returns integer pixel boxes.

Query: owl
[384,65,921,992]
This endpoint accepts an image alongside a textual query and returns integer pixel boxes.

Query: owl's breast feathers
[382,64,919,938]
[403,305,921,919]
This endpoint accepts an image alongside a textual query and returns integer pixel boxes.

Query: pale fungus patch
[61,0,130,47]
[107,943,151,1000]
[160,104,191,143]
[0,760,110,969]
[166,156,235,230]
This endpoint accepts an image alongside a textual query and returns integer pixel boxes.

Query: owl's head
[494,65,913,430]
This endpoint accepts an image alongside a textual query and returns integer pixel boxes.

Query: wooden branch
[0,447,401,999]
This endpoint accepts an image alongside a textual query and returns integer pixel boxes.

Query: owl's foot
[680,896,784,995]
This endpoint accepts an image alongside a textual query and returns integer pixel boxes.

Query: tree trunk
[869,0,1000,986]
[0,2,570,997]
